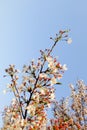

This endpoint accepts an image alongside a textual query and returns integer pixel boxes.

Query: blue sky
[0,0,87,127]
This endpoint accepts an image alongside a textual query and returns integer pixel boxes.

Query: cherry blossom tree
[69,80,87,129]
[47,80,87,130]
[1,30,72,130]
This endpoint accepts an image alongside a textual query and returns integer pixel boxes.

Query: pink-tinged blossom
[26,104,36,116]
[32,92,40,103]
[39,73,48,79]
[46,56,53,63]
[57,74,63,80]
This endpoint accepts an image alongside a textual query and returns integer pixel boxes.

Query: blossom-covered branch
[1,30,71,130]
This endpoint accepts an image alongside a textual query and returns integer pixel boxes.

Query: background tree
[48,80,87,130]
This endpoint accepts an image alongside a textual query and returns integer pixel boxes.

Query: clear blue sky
[0,0,87,127]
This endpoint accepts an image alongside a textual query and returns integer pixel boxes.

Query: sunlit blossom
[47,103,51,108]
[3,90,7,94]
[50,77,57,86]
[39,73,48,79]
[67,38,72,44]
[62,64,68,71]
[26,104,36,116]
[39,88,46,95]
[50,93,55,100]
[32,92,40,102]
[46,56,53,62]
[11,98,17,105]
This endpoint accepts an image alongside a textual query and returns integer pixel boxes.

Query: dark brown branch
[11,77,25,119]
[23,35,62,119]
